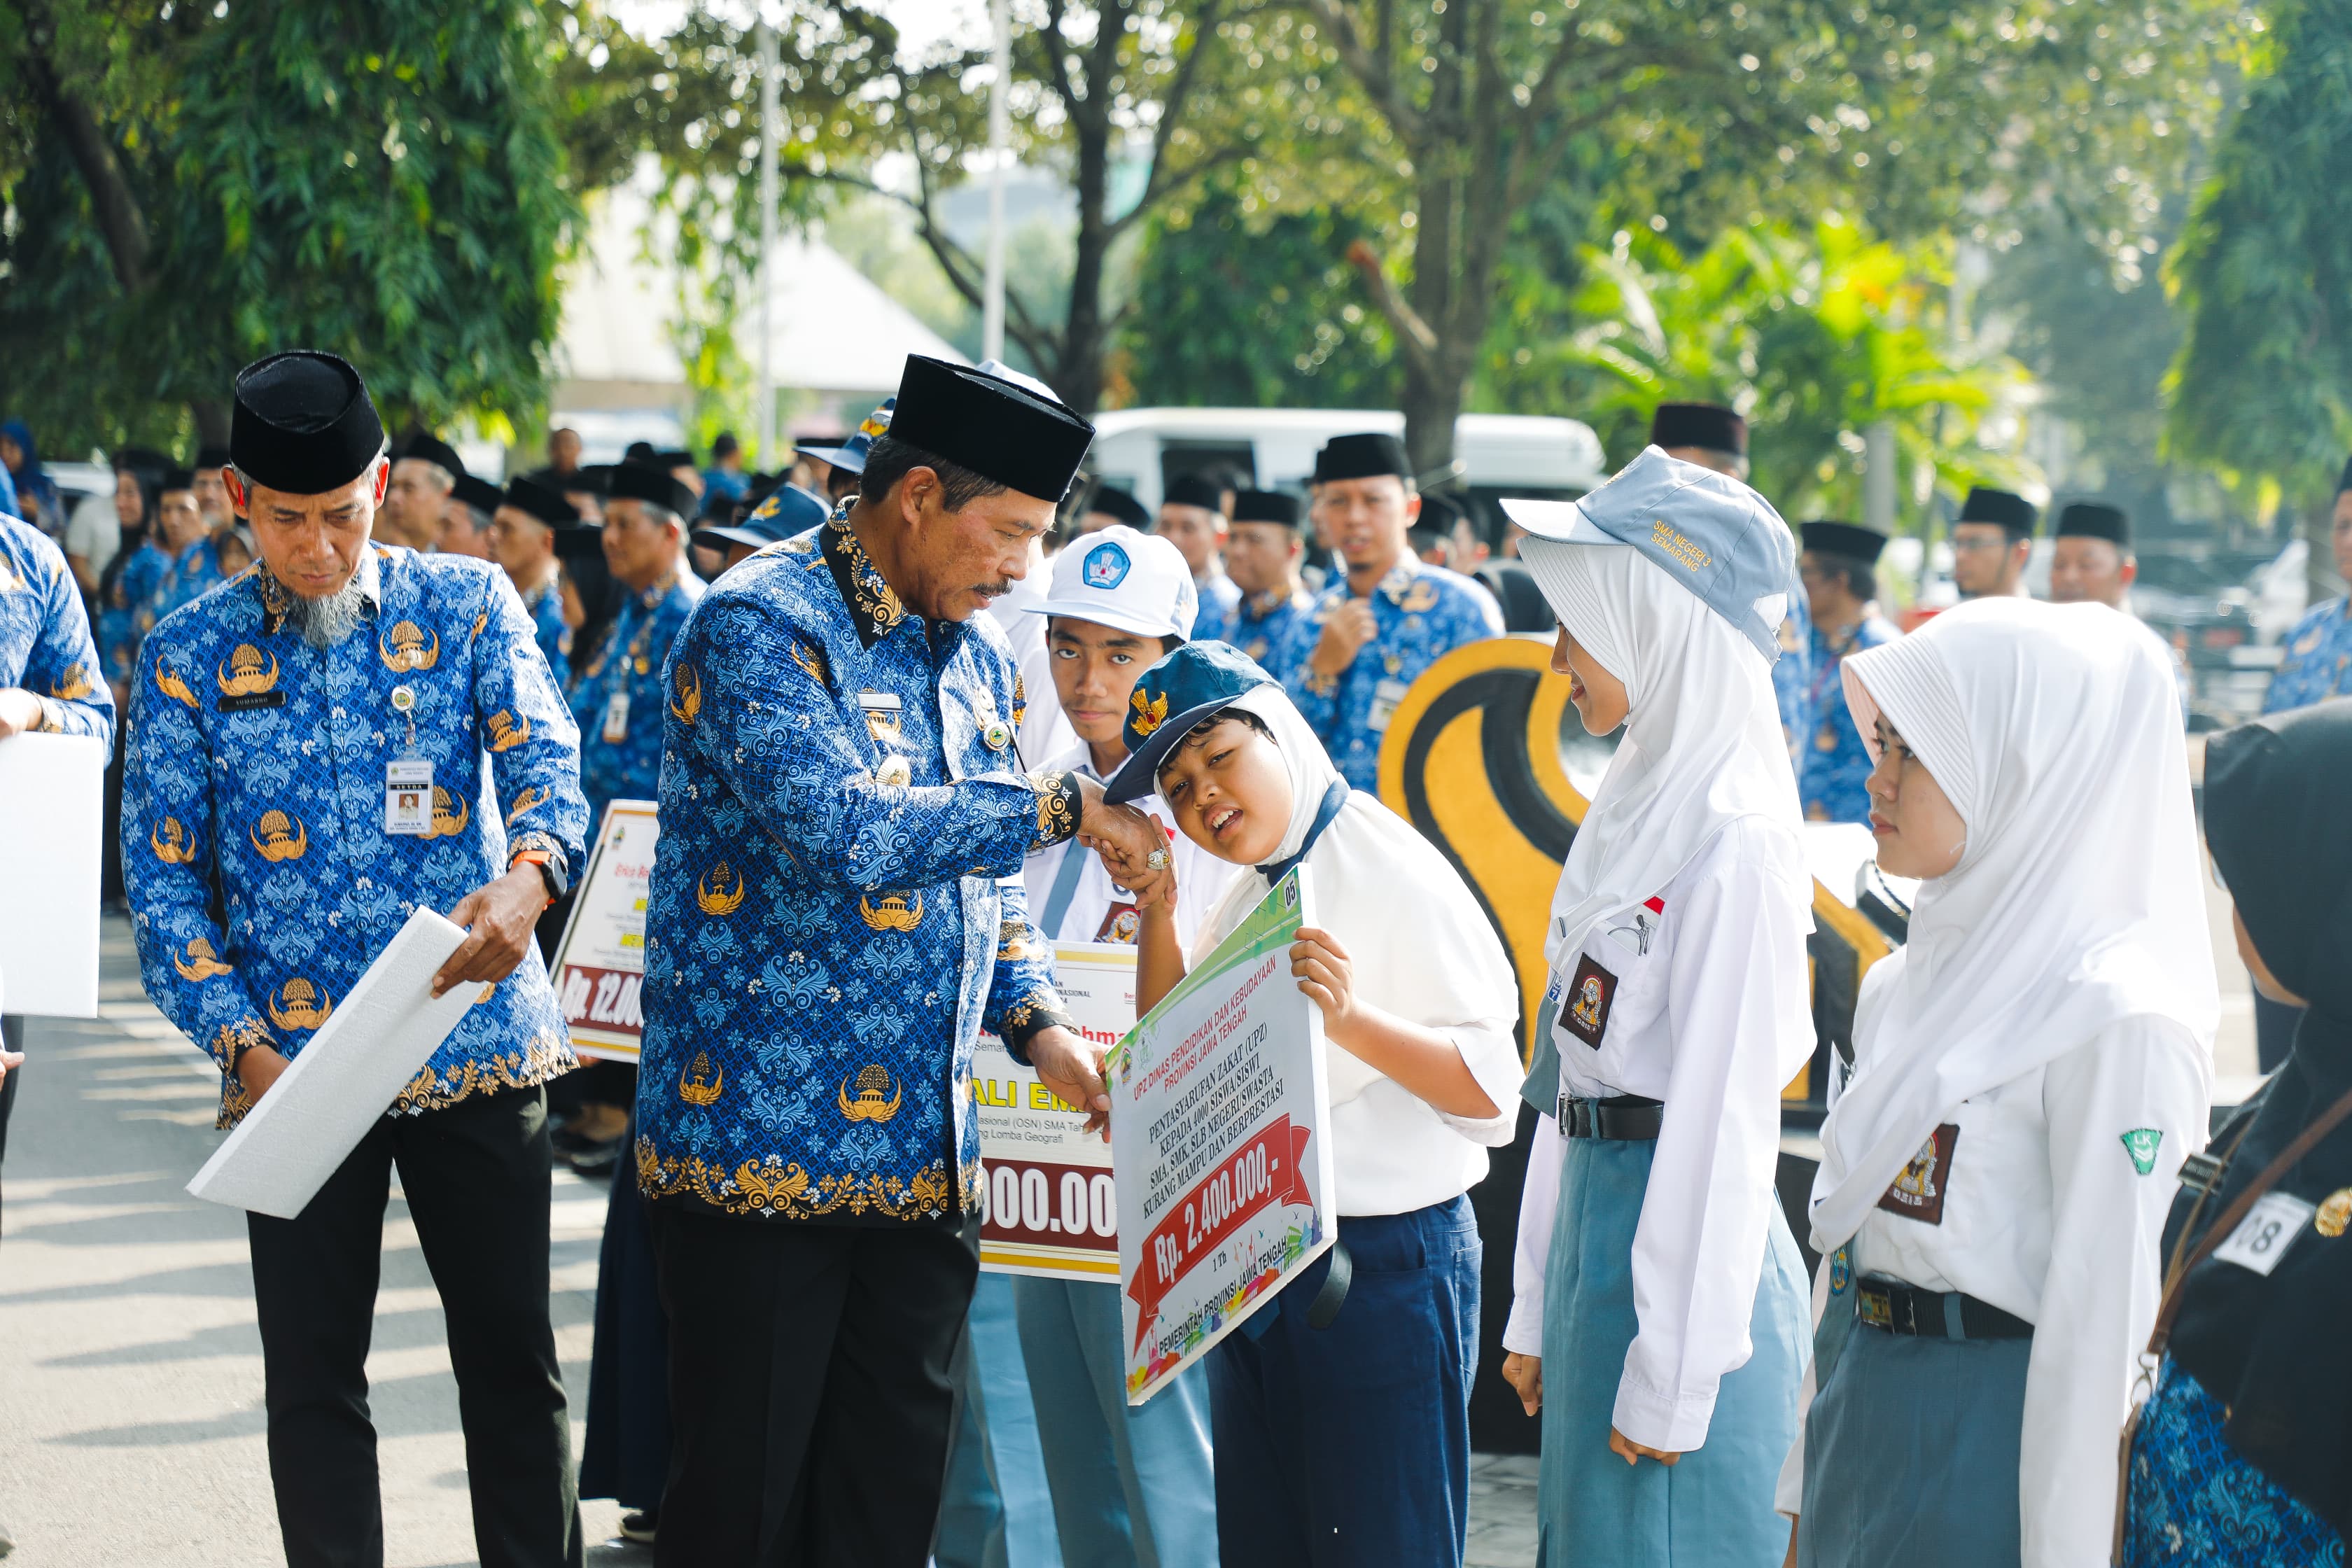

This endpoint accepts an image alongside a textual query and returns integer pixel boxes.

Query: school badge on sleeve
[2120,1128,2164,1176]
[1558,953,1618,1049]
[1877,1123,1960,1226]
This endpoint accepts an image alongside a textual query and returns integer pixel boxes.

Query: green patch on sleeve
[2120,1128,2164,1176]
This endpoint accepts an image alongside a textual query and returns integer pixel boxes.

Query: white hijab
[1189,683,1519,1110]
[1518,538,1807,969]
[1808,598,2218,1252]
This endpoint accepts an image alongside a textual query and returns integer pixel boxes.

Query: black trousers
[650,1203,981,1568]
[246,1084,582,1568]
[0,1014,21,1169]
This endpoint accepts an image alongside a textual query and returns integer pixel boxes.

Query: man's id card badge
[1368,678,1410,733]
[385,757,434,836]
[601,691,631,744]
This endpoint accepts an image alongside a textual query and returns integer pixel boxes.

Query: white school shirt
[985,560,1077,769]
[1775,1016,2208,1567]
[1504,816,1815,1452]
[1021,743,1236,948]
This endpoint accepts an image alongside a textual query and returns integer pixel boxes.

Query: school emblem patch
[2120,1128,2164,1177]
[1877,1123,1960,1225]
[1828,1245,1852,1296]
[1560,953,1618,1049]
[1083,540,1131,590]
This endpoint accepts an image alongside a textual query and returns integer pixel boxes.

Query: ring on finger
[1145,848,1170,870]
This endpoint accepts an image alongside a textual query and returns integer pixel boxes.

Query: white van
[1086,407,1609,520]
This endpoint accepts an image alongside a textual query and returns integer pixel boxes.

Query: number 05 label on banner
[975,943,1137,1281]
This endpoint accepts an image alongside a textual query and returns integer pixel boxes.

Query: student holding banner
[1497,450,1815,1567]
[1102,641,1522,1568]
[1011,524,1234,1567]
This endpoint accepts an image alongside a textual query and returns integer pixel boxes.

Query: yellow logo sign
[858,892,924,932]
[266,978,335,1030]
[696,860,748,916]
[1130,687,1170,737]
[1650,518,1711,571]
[379,620,440,672]
[837,1063,903,1123]
[670,663,702,724]
[174,937,233,981]
[484,710,531,752]
[678,1050,725,1107]
[150,816,200,864]
[216,644,280,696]
[154,658,199,708]
[249,809,308,862]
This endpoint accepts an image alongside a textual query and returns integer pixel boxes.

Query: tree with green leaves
[1,0,580,452]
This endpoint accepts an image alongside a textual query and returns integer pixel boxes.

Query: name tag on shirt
[601,691,631,743]
[1368,678,1410,733]
[385,757,434,836]
[2212,1191,2317,1277]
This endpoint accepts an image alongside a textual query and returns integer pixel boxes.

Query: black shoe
[620,1510,657,1544]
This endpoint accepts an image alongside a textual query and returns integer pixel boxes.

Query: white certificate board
[1110,867,1334,1405]
[976,942,1135,1282]
[0,730,104,1018]
[549,799,659,1062]
[187,908,477,1218]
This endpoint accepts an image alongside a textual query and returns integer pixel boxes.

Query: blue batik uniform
[634,517,1080,1224]
[102,540,171,685]
[0,512,115,743]
[155,535,226,620]
[1197,569,1242,638]
[122,545,588,1126]
[1208,584,1314,673]
[1286,559,1502,790]
[1772,593,1814,766]
[2263,596,2352,713]
[570,566,700,830]
[1799,612,1899,824]
[519,577,572,693]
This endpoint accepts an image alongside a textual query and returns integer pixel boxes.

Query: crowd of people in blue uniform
[2,343,2351,1568]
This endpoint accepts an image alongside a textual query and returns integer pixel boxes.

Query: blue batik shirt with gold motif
[1285,557,1503,790]
[520,576,572,693]
[1772,592,1814,767]
[102,540,172,685]
[571,566,701,830]
[2264,596,2352,714]
[634,514,1082,1226]
[1799,611,1899,824]
[122,545,588,1127]
[1205,583,1314,674]
[0,511,114,743]
[155,535,226,621]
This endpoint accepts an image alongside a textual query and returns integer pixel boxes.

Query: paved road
[0,920,1545,1566]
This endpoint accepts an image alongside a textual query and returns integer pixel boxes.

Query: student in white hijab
[1097,640,1522,1568]
[1497,449,1817,1567]
[1783,596,2216,1567]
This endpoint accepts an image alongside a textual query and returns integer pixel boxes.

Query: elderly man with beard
[120,351,591,1568]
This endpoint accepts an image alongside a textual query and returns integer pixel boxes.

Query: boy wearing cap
[1795,520,1900,824]
[1208,489,1316,665]
[123,351,590,1565]
[491,475,583,690]
[1949,485,2038,601]
[569,461,704,833]
[635,354,1168,1566]
[1290,433,1503,790]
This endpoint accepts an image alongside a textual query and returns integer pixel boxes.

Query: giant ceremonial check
[549,799,659,1061]
[1108,867,1335,1406]
[975,942,1136,1282]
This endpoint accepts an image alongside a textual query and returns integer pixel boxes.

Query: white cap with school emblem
[1027,524,1198,641]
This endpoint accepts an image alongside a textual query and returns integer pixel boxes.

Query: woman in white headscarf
[1784,596,2216,1567]
[1499,448,1818,1568]
[1096,638,1524,1568]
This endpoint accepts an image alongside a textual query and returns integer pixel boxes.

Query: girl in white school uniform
[1498,449,1816,1567]
[1785,597,2216,1567]
[1097,639,1524,1568]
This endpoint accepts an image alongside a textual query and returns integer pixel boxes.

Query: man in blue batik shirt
[635,354,1167,1567]
[121,351,589,1568]
[1795,519,1900,822]
[2264,458,2352,717]
[489,474,579,692]
[1287,433,1503,789]
[152,467,227,621]
[569,461,702,832]
[1205,488,1315,670]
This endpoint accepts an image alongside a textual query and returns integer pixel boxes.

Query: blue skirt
[1536,1136,1807,1567]
[2123,1359,2346,1567]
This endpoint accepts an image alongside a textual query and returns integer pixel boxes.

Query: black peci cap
[393,431,467,481]
[2054,501,2129,546]
[887,356,1095,503]
[1085,486,1151,529]
[607,461,699,519]
[1957,486,2038,538]
[1312,432,1408,484]
[1649,402,1747,458]
[500,475,581,529]
[1799,519,1889,562]
[160,466,197,496]
[114,445,173,477]
[451,472,503,517]
[230,351,388,496]
[1231,489,1301,528]
[1163,472,1226,512]
[654,448,695,471]
[194,444,234,472]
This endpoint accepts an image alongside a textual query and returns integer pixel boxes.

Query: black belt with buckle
[1558,1094,1665,1140]
[1855,1275,2033,1340]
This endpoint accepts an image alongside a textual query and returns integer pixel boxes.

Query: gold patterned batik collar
[821,516,910,648]
[253,547,382,636]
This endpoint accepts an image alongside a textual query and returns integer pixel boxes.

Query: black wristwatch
[513,849,568,902]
